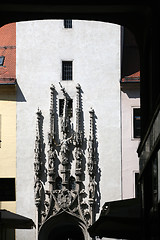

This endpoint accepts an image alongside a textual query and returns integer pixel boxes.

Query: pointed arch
[38,210,87,240]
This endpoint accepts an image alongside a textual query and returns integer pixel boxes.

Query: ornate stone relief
[34,83,100,235]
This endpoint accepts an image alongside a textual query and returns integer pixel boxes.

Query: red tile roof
[121,71,140,83]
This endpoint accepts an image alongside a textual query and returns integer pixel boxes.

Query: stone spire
[49,84,55,138]
[88,108,96,225]
[34,108,43,235]
[59,82,70,135]
[34,108,42,183]
[48,85,56,192]
[88,108,96,179]
[59,82,72,188]
[74,83,83,188]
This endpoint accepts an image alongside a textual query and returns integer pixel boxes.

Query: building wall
[0,22,16,213]
[0,86,16,213]
[16,20,121,239]
[121,85,140,199]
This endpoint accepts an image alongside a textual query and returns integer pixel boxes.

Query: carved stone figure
[88,180,96,200]
[48,149,56,170]
[57,188,72,209]
[60,133,72,165]
[75,147,83,182]
[34,160,41,177]
[75,147,82,166]
[88,137,95,177]
[34,180,42,206]
[59,82,70,134]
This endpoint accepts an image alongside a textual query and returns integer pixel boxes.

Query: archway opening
[48,223,85,240]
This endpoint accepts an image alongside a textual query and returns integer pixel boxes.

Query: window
[0,56,5,66]
[62,61,72,81]
[0,178,16,201]
[59,99,73,117]
[64,19,72,28]
[133,108,141,138]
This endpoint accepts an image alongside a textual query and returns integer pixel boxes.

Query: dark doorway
[48,224,85,240]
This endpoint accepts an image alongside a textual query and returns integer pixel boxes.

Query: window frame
[64,19,72,28]
[0,56,5,66]
[131,107,141,140]
[62,60,73,81]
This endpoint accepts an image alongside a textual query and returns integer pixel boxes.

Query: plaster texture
[16,20,121,239]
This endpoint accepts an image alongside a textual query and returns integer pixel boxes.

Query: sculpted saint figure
[88,180,96,200]
[60,133,72,164]
[48,149,56,169]
[34,180,42,202]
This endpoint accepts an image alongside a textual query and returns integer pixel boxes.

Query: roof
[0,209,35,229]
[88,198,142,239]
[0,22,16,79]
[121,71,140,83]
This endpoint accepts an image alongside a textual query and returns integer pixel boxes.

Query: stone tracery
[34,83,100,237]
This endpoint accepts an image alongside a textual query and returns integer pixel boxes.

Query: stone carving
[49,84,55,138]
[88,108,97,225]
[60,133,72,165]
[34,109,42,179]
[59,132,73,188]
[74,83,83,146]
[55,188,77,209]
[88,180,96,200]
[59,82,70,135]
[74,84,83,187]
[48,85,57,192]
[34,83,99,234]
[34,109,44,230]
[34,180,43,207]
[48,148,56,191]
[48,150,56,171]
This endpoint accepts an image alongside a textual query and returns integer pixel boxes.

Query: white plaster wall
[121,86,140,199]
[16,20,121,240]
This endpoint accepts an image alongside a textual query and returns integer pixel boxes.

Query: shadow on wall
[16,83,26,102]
[0,83,26,102]
[0,85,16,101]
[121,86,140,99]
